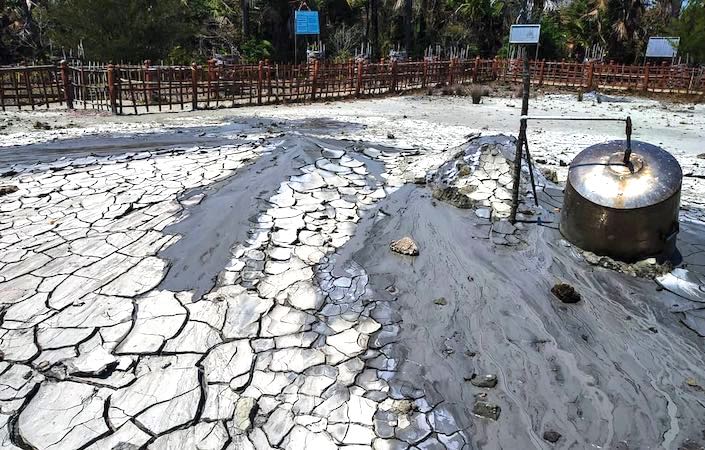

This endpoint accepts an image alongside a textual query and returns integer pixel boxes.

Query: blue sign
[295,11,320,35]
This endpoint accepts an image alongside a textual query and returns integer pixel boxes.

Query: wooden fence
[1,58,704,114]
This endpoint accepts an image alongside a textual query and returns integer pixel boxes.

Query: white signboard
[509,24,541,44]
[645,37,679,58]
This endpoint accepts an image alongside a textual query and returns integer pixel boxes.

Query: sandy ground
[1,93,705,450]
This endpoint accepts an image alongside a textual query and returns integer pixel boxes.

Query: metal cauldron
[560,140,682,261]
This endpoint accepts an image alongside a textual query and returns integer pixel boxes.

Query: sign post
[509,23,542,223]
[294,10,320,64]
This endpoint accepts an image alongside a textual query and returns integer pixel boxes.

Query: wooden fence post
[538,59,545,86]
[643,63,650,92]
[144,60,152,104]
[59,61,73,109]
[310,60,318,101]
[191,63,198,110]
[448,59,454,85]
[586,61,594,89]
[356,61,363,97]
[107,64,118,114]
[492,57,498,80]
[391,60,398,92]
[257,61,263,105]
[422,59,428,88]
[264,59,272,103]
[473,56,480,83]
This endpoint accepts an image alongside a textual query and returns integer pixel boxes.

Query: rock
[466,373,497,388]
[33,121,51,130]
[434,297,448,306]
[472,401,500,420]
[543,430,562,443]
[686,377,703,390]
[431,187,474,209]
[551,283,581,303]
[697,153,705,159]
[0,185,18,196]
[387,132,396,139]
[233,397,257,431]
[543,168,559,183]
[390,237,419,256]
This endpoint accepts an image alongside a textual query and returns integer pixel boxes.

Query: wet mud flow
[1,117,705,450]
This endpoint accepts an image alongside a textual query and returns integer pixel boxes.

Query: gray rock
[467,373,498,388]
[431,187,474,209]
[473,401,501,420]
[543,430,562,443]
[551,283,581,304]
[390,237,419,256]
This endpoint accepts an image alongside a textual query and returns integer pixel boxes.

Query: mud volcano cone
[560,140,682,262]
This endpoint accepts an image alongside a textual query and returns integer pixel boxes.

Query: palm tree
[404,0,412,53]
[370,0,379,58]
[241,0,249,38]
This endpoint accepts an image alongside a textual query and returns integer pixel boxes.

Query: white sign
[509,24,541,44]
[645,37,679,58]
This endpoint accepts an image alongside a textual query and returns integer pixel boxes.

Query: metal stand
[509,115,635,223]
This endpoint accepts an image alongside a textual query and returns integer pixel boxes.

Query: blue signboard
[295,11,320,35]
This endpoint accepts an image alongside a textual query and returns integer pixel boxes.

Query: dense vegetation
[1,0,703,65]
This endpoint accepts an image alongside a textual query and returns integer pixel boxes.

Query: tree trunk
[241,0,250,39]
[404,0,413,55]
[670,0,681,17]
[370,0,379,59]
[531,0,545,21]
[18,0,39,58]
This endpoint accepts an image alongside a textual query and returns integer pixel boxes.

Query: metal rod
[520,115,630,121]
[519,114,634,163]
[522,129,539,207]
[624,116,633,163]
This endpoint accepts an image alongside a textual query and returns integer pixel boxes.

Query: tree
[404,0,412,53]
[672,0,705,63]
[241,0,249,37]
[46,0,199,62]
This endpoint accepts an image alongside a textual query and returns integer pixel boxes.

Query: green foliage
[240,39,273,63]
[0,0,697,65]
[45,0,199,62]
[538,13,567,60]
[672,0,705,63]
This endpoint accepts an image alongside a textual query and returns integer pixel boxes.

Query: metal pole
[509,47,531,223]
[522,125,539,207]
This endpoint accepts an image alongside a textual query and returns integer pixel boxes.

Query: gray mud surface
[2,103,705,450]
[334,183,705,449]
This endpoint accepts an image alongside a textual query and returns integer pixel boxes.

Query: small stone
[551,283,581,303]
[697,153,705,159]
[233,397,257,431]
[472,401,500,420]
[686,377,702,390]
[33,121,51,130]
[466,374,497,388]
[0,185,19,196]
[543,430,562,443]
[434,297,448,306]
[390,237,419,256]
[387,132,396,139]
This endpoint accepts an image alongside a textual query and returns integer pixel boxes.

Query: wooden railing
[1,58,703,114]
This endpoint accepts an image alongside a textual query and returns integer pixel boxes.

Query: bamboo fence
[1,58,703,114]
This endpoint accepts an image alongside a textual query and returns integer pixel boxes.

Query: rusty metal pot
[560,140,682,262]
